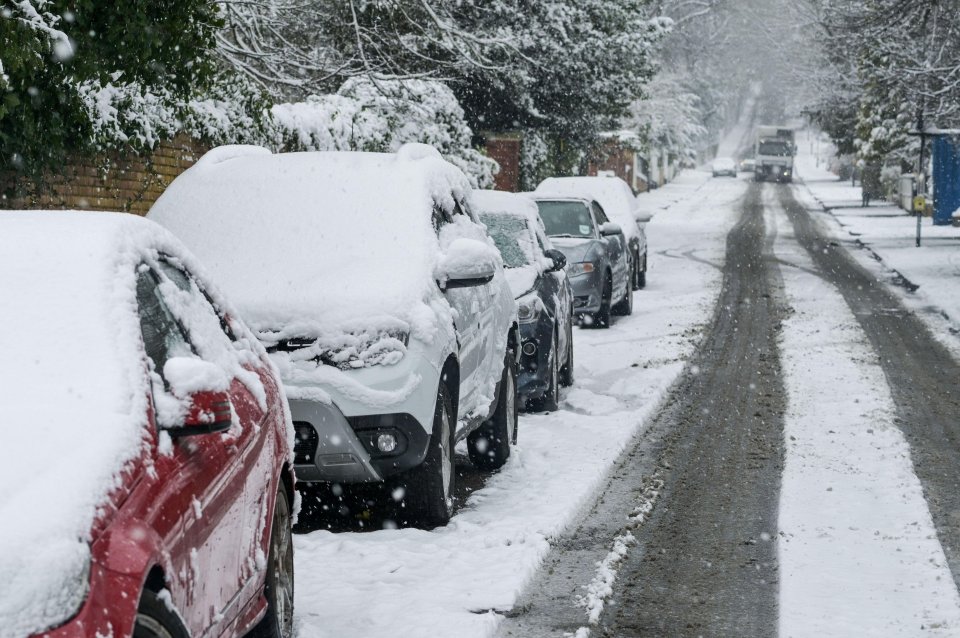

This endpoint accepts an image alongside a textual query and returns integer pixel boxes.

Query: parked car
[150,144,519,527]
[530,195,632,328]
[0,212,295,638]
[474,190,575,411]
[740,158,756,173]
[535,175,650,290]
[712,157,738,177]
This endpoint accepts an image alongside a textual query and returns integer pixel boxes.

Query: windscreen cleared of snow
[536,176,642,242]
[0,213,150,638]
[150,148,471,347]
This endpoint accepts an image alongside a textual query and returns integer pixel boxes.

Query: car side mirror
[600,222,622,236]
[436,237,499,290]
[172,389,233,437]
[161,357,233,437]
[544,248,566,272]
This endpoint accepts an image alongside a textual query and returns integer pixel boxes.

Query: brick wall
[1,134,208,215]
[484,134,522,192]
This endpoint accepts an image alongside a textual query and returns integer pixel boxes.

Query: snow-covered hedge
[74,74,496,188]
[272,78,497,188]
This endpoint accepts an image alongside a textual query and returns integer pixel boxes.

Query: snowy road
[290,170,744,637]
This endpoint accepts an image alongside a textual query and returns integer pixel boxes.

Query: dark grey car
[478,206,574,411]
[532,196,632,328]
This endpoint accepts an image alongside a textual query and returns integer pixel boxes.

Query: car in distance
[740,158,756,173]
[535,175,650,290]
[0,212,295,638]
[474,190,575,411]
[150,144,519,527]
[712,156,738,177]
[530,195,632,328]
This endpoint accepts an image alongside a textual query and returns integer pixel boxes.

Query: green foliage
[0,0,223,176]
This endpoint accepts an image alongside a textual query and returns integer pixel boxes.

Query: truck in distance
[754,125,796,183]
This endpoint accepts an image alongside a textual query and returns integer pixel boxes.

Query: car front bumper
[279,346,444,484]
[569,270,603,314]
[517,316,554,401]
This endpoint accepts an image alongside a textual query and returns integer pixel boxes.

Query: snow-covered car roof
[150,145,473,340]
[0,212,185,636]
[534,176,642,242]
[713,156,736,167]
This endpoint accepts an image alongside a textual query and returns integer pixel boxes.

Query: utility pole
[917,108,926,247]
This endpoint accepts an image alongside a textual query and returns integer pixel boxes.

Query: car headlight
[517,293,544,324]
[568,262,596,278]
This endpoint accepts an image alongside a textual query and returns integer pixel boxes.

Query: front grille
[293,422,319,464]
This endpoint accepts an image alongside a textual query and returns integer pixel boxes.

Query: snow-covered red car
[0,212,296,638]
[535,175,650,290]
[150,144,519,527]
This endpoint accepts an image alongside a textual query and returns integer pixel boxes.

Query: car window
[432,204,452,235]
[157,258,238,343]
[592,202,610,225]
[479,212,536,268]
[136,267,193,381]
[536,200,596,238]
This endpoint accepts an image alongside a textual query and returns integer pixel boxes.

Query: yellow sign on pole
[913,195,926,214]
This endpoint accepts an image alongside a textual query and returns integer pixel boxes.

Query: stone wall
[1,135,208,215]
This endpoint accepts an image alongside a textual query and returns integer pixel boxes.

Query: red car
[0,212,295,638]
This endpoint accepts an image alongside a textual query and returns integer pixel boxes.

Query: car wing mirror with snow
[161,357,233,437]
[634,211,653,224]
[600,222,622,237]
[436,238,499,290]
[544,248,566,272]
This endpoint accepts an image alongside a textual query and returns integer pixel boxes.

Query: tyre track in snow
[498,183,786,637]
[780,185,960,589]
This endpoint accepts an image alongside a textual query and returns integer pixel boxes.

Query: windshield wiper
[551,233,574,238]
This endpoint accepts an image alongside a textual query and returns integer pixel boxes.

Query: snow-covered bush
[272,78,496,188]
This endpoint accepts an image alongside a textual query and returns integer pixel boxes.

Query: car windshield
[759,141,791,156]
[480,213,535,268]
[536,201,595,238]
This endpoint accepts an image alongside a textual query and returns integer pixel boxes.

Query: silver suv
[150,144,519,527]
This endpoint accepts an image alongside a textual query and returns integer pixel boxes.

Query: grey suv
[531,196,632,328]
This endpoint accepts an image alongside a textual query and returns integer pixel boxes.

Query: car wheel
[134,590,188,638]
[560,317,574,387]
[587,275,612,329]
[468,351,518,470]
[400,384,455,527]
[637,254,647,289]
[531,331,560,412]
[249,485,294,638]
[612,278,633,316]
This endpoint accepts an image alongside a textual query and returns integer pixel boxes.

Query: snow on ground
[794,130,960,354]
[292,169,746,637]
[768,188,960,636]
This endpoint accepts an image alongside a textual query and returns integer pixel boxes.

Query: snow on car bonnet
[0,212,153,637]
[149,146,472,348]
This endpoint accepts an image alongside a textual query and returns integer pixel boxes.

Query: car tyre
[586,275,612,329]
[133,589,189,638]
[560,317,574,387]
[637,254,647,289]
[530,331,560,412]
[249,485,294,638]
[468,351,518,470]
[401,384,455,527]
[612,280,633,316]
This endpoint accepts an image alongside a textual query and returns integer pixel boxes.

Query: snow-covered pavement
[769,188,960,636]
[794,132,960,351]
[292,169,746,637]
